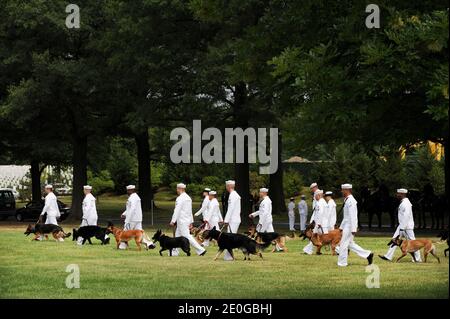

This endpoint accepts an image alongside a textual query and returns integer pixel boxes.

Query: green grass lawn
[0,223,448,299]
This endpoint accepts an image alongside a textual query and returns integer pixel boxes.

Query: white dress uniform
[250,196,274,232]
[224,190,241,260]
[337,195,372,267]
[77,193,99,245]
[81,193,98,226]
[383,197,421,262]
[122,193,143,230]
[194,195,211,247]
[298,199,308,231]
[171,192,206,256]
[288,201,296,231]
[303,197,317,254]
[40,192,60,225]
[208,198,223,230]
[326,199,337,231]
[194,195,211,227]
[314,197,328,234]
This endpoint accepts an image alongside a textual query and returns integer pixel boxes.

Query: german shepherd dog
[391,236,440,263]
[301,222,342,255]
[72,226,110,245]
[152,229,191,256]
[203,226,270,260]
[24,223,71,241]
[106,222,152,251]
[438,229,449,257]
[246,224,288,252]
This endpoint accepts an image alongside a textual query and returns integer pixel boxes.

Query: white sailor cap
[225,180,235,186]
[209,191,217,195]
[309,182,318,189]
[126,185,136,190]
[83,185,92,190]
[301,195,306,199]
[176,183,186,189]
[45,184,53,189]
[325,191,333,196]
[314,189,323,196]
[341,184,352,190]
[397,188,408,194]
[259,188,269,193]
[203,188,211,192]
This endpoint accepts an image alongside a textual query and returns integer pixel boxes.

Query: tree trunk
[233,82,251,224]
[135,130,152,213]
[269,132,286,214]
[71,135,88,219]
[30,160,42,202]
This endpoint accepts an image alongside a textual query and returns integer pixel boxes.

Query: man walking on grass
[337,184,373,267]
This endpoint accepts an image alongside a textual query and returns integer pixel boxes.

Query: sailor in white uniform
[337,184,373,267]
[121,185,143,231]
[77,185,107,245]
[120,185,152,249]
[287,197,296,231]
[194,188,211,246]
[223,180,241,261]
[298,195,308,231]
[207,191,223,230]
[170,183,206,256]
[314,190,328,234]
[303,183,319,254]
[379,189,421,262]
[325,191,337,231]
[39,185,61,240]
[249,188,274,232]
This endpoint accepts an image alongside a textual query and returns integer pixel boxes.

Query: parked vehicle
[15,200,71,222]
[0,189,16,220]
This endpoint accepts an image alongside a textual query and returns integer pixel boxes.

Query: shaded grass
[0,225,447,299]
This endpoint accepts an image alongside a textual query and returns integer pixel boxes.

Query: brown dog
[24,223,71,241]
[391,236,440,263]
[246,224,288,252]
[303,223,342,255]
[106,223,148,251]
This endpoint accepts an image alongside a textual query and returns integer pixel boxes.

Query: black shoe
[378,255,389,261]
[199,250,207,256]
[367,253,374,265]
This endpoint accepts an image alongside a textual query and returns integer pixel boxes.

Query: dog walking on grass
[203,226,270,261]
[390,236,440,263]
[106,222,153,251]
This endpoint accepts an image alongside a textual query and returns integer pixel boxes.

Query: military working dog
[301,222,342,255]
[390,236,440,263]
[246,224,289,252]
[106,222,152,251]
[72,225,110,245]
[24,223,71,241]
[203,226,270,260]
[152,229,191,256]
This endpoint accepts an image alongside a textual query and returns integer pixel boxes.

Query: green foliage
[249,171,268,193]
[106,139,138,193]
[283,170,304,197]
[404,146,445,193]
[88,170,115,195]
